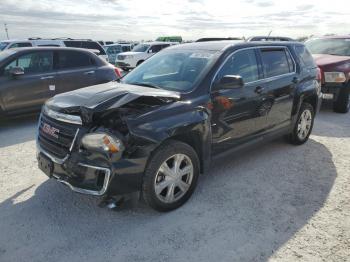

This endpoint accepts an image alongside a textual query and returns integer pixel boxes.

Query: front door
[211,48,266,153]
[0,51,55,113]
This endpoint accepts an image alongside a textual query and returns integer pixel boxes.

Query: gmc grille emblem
[42,123,59,139]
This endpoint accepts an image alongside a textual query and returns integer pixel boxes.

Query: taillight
[114,67,122,78]
[316,67,322,84]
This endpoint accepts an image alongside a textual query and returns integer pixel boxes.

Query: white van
[0,38,108,61]
[115,41,178,71]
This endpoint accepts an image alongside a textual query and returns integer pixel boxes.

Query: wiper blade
[128,82,161,89]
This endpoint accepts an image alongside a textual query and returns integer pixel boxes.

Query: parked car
[0,38,108,61]
[156,36,183,43]
[115,41,177,71]
[104,43,132,64]
[36,41,321,211]
[0,47,120,118]
[305,36,350,113]
[98,40,114,46]
[246,36,294,42]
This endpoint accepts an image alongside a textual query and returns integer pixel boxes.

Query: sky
[0,0,349,41]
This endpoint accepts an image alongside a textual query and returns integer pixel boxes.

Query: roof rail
[28,37,42,40]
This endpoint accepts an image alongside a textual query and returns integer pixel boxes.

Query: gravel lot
[0,103,349,262]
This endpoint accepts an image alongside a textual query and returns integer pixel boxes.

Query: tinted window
[294,45,316,67]
[4,51,53,75]
[64,41,106,55]
[57,51,94,69]
[261,49,291,78]
[217,49,259,83]
[9,42,32,48]
[122,46,130,52]
[150,45,162,53]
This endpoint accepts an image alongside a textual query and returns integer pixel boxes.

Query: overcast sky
[0,0,349,41]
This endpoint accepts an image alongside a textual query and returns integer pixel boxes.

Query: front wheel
[142,140,200,212]
[288,103,315,145]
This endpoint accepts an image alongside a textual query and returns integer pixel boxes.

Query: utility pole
[4,23,9,39]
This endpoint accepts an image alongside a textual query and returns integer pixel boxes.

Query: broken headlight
[81,133,124,153]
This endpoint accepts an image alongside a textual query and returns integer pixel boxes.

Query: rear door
[0,51,55,113]
[54,50,97,94]
[257,47,297,130]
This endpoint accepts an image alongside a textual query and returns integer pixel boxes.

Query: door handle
[84,71,95,75]
[40,76,54,80]
[254,86,265,94]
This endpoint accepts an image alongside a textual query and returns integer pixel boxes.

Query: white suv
[0,38,108,61]
[115,41,177,71]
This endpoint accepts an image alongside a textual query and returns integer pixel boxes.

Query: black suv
[36,41,321,211]
[0,47,119,117]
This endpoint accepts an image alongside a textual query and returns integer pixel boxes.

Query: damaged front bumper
[36,130,147,197]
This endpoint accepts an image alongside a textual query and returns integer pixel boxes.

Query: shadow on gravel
[0,115,38,148]
[312,100,350,138]
[0,138,336,262]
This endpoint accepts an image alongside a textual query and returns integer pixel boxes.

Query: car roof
[104,43,131,47]
[168,40,299,51]
[140,41,177,45]
[6,46,97,54]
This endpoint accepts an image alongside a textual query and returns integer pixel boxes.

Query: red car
[306,36,350,113]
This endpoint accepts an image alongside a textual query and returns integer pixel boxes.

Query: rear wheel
[142,140,200,212]
[288,103,314,145]
[333,86,350,113]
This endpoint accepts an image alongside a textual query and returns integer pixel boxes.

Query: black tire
[333,86,350,113]
[142,140,200,212]
[288,103,315,145]
[136,60,144,66]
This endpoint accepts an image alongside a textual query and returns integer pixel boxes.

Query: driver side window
[217,49,259,83]
[4,52,53,76]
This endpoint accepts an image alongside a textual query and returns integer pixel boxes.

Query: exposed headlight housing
[324,72,346,83]
[81,133,123,153]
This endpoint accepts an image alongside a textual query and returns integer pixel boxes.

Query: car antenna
[4,23,9,39]
[267,30,272,38]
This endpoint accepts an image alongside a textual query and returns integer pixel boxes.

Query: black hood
[46,82,181,113]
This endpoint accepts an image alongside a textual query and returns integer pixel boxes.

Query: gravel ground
[0,103,349,262]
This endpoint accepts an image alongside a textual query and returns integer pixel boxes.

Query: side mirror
[9,67,24,77]
[212,75,244,91]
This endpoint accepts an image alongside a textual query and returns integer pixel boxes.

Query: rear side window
[57,51,94,69]
[9,42,32,48]
[294,45,316,67]
[150,45,163,53]
[217,49,259,83]
[260,49,292,78]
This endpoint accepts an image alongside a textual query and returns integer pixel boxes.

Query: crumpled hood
[46,81,180,114]
[312,54,350,67]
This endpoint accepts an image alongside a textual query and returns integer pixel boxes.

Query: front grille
[117,55,125,60]
[38,113,80,159]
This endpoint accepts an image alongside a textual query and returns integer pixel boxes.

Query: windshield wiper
[128,82,161,89]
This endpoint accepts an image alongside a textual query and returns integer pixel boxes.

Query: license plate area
[38,153,53,177]
[322,93,334,99]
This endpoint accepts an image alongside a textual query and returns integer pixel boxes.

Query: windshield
[0,49,16,61]
[132,44,150,52]
[0,42,9,51]
[122,49,217,92]
[305,38,350,56]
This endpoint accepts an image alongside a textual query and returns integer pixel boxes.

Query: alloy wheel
[297,109,313,140]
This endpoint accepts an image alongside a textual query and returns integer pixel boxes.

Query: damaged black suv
[37,41,321,211]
